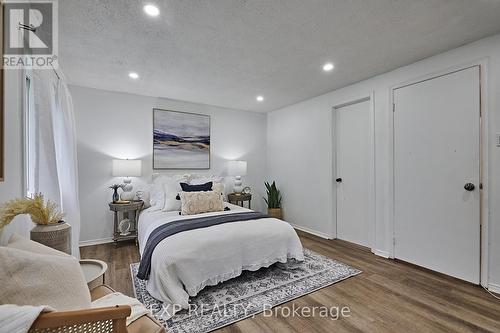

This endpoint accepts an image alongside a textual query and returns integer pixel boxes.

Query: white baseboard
[488,283,500,294]
[292,224,333,240]
[79,237,114,247]
[372,249,391,258]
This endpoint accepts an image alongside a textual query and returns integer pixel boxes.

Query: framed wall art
[153,109,210,170]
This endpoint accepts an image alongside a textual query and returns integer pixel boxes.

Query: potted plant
[0,193,71,254]
[109,184,124,203]
[264,181,283,219]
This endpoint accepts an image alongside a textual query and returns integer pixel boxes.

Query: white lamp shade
[227,160,247,176]
[112,159,142,177]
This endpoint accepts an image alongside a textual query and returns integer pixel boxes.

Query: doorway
[334,96,374,248]
[393,66,481,284]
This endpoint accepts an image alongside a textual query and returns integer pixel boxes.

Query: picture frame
[153,108,210,170]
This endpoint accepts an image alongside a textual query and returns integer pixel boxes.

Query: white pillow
[152,174,190,211]
[150,174,185,210]
[135,185,152,209]
[162,178,183,212]
[212,182,227,201]
[149,183,165,211]
[153,173,192,184]
[190,175,223,185]
[190,176,227,201]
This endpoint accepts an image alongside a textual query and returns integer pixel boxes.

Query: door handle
[336,178,342,183]
[464,183,475,191]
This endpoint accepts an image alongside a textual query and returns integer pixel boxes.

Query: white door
[336,99,372,247]
[394,66,480,284]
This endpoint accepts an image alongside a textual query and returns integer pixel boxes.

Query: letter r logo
[9,8,48,49]
[4,1,54,55]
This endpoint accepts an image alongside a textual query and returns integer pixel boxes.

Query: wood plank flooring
[80,231,500,333]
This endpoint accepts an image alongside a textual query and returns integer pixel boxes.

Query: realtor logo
[3,0,58,69]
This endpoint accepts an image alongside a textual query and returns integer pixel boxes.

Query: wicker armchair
[28,305,131,333]
[27,285,165,333]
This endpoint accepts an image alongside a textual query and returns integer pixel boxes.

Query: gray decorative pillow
[179,191,224,215]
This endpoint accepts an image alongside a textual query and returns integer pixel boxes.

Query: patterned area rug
[131,248,361,333]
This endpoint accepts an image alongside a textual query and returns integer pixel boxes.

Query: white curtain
[32,69,81,258]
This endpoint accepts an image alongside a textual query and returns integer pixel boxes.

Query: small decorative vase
[112,188,120,203]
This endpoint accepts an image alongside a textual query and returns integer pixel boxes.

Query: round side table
[80,259,108,290]
[227,193,252,209]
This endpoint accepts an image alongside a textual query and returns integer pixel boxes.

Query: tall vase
[112,188,120,203]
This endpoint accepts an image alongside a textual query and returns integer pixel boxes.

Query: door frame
[332,92,376,251]
[389,60,489,286]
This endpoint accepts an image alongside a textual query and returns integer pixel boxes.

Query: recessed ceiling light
[129,72,139,79]
[143,4,160,17]
[256,96,264,102]
[323,62,335,72]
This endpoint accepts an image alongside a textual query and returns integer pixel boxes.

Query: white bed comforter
[138,204,304,315]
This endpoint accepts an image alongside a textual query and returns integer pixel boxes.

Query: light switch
[497,134,500,147]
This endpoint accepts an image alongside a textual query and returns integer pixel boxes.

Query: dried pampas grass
[0,193,65,229]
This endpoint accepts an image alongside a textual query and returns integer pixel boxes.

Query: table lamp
[112,159,142,201]
[228,160,247,194]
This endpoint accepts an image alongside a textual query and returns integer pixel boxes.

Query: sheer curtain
[32,69,81,257]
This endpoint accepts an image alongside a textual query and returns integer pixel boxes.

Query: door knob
[336,178,342,183]
[464,183,475,191]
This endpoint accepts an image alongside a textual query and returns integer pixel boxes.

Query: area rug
[131,248,361,333]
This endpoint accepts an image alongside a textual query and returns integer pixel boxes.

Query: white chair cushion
[7,233,69,257]
[0,246,91,311]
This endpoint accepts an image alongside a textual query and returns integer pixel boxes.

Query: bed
[137,203,304,317]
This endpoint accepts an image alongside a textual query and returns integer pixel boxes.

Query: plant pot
[30,221,72,255]
[267,208,283,220]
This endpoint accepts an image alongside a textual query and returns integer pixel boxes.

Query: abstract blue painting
[153,109,210,169]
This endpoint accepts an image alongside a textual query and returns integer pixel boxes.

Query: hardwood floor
[81,231,500,333]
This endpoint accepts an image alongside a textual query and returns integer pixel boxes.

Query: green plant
[264,181,282,209]
[0,193,65,229]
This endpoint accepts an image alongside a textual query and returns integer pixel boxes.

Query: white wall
[0,70,32,244]
[70,86,267,244]
[267,33,500,288]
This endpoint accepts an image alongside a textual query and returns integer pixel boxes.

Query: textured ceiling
[60,0,500,112]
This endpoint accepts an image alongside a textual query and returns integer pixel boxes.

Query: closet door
[336,99,371,247]
[393,66,480,283]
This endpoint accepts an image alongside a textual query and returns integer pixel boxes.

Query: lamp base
[120,191,135,201]
[233,176,243,193]
[120,178,135,201]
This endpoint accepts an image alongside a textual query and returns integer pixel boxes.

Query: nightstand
[108,200,143,245]
[227,193,252,209]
